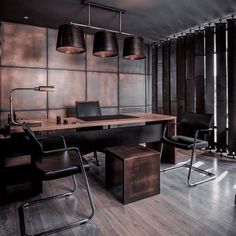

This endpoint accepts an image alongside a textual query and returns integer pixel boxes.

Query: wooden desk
[11,113,176,134]
[10,113,176,163]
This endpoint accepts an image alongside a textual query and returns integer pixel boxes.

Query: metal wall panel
[48,109,76,119]
[145,45,152,110]
[119,106,145,114]
[177,36,186,121]
[1,110,47,124]
[146,106,152,113]
[186,33,195,113]
[195,30,205,113]
[227,19,236,154]
[119,74,145,107]
[87,72,118,107]
[47,28,86,70]
[162,41,170,115]
[145,44,152,76]
[216,23,227,151]
[101,107,119,115]
[1,67,47,111]
[1,22,46,68]
[48,70,86,109]
[0,22,152,124]
[146,75,152,106]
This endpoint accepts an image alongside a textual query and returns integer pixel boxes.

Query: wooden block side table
[105,145,160,204]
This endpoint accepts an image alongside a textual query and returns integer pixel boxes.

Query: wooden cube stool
[105,145,160,204]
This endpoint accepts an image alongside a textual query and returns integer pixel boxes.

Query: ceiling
[2,0,236,41]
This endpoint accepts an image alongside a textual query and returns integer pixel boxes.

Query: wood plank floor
[0,150,236,236]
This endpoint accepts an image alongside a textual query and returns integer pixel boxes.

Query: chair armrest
[38,135,67,148]
[199,128,213,133]
[193,128,213,143]
[42,146,79,155]
[162,122,179,138]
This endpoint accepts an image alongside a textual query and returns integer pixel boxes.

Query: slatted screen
[176,36,186,121]
[186,33,195,113]
[227,19,236,154]
[195,30,205,113]
[205,27,215,114]
[163,41,170,115]
[216,23,227,151]
[170,39,177,115]
[152,45,158,113]
[205,26,215,148]
[157,44,164,113]
[151,19,236,154]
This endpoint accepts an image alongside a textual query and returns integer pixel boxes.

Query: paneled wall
[0,22,152,124]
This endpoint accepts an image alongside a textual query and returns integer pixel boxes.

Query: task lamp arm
[9,86,55,125]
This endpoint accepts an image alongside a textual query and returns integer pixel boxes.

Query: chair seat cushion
[162,135,208,150]
[36,151,89,181]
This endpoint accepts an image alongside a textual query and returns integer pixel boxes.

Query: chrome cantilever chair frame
[160,114,216,187]
[19,124,95,236]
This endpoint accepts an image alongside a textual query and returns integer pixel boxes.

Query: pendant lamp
[123,36,145,60]
[93,31,118,57]
[56,24,86,54]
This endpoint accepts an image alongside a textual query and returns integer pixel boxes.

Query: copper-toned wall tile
[86,34,118,72]
[87,72,118,107]
[48,70,86,109]
[146,106,152,113]
[101,107,118,115]
[119,40,145,74]
[48,109,77,119]
[1,110,47,124]
[48,109,66,119]
[119,106,146,114]
[146,75,152,106]
[47,28,86,70]
[119,106,146,127]
[1,22,46,68]
[145,44,152,75]
[1,67,47,111]
[119,74,145,106]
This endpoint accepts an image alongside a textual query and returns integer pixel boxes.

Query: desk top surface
[10,113,176,134]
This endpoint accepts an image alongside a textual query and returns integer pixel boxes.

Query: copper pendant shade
[123,36,145,60]
[93,31,118,57]
[56,24,86,54]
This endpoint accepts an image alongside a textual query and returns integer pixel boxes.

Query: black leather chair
[160,112,216,186]
[75,101,103,166]
[18,123,95,236]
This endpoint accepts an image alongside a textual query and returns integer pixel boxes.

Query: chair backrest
[75,101,102,118]
[22,122,43,153]
[178,112,213,136]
